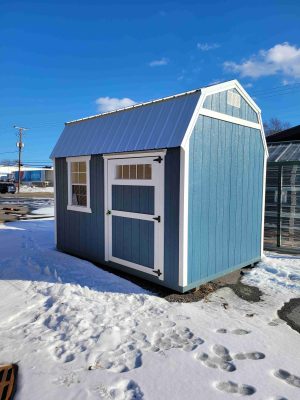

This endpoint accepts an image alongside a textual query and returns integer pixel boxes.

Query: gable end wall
[187,115,264,286]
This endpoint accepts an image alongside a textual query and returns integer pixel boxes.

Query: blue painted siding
[203,89,258,123]
[187,116,264,285]
[55,148,181,291]
[55,155,105,261]
[112,216,154,268]
[112,185,154,214]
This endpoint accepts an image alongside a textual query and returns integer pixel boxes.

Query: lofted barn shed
[51,80,267,292]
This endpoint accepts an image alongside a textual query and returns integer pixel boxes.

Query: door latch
[153,156,163,163]
[106,210,111,215]
[153,216,161,222]
[153,269,162,277]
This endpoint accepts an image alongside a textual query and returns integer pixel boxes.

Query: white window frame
[66,155,91,213]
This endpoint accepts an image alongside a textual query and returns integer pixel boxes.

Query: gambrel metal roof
[50,90,201,158]
[50,80,266,159]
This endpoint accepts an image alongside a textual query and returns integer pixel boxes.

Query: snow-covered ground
[31,206,54,216]
[0,219,299,400]
[20,185,54,193]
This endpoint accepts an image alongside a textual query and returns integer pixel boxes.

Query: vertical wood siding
[188,116,264,285]
[55,155,105,261]
[203,89,258,123]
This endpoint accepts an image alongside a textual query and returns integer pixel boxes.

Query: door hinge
[106,210,111,215]
[153,156,163,163]
[153,269,162,277]
[153,215,161,223]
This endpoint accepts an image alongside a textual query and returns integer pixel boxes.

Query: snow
[31,206,54,216]
[20,185,54,193]
[0,219,299,400]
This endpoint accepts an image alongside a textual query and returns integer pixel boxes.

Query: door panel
[112,216,154,268]
[112,185,155,214]
[106,154,165,279]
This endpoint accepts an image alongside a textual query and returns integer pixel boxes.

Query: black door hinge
[153,216,161,222]
[106,210,111,215]
[153,156,163,163]
[153,269,162,277]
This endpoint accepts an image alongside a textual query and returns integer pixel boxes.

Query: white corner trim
[53,159,57,246]
[66,155,92,213]
[199,108,261,130]
[103,149,167,159]
[104,157,109,261]
[257,113,269,158]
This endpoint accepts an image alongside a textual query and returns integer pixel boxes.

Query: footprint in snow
[274,369,300,388]
[215,381,256,396]
[95,379,144,400]
[234,352,265,361]
[195,345,236,372]
[216,328,251,335]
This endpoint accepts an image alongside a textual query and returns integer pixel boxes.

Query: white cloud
[224,42,300,78]
[95,97,136,112]
[244,83,253,88]
[149,57,169,67]
[197,42,220,51]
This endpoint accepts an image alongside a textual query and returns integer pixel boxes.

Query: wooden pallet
[0,205,28,222]
[0,364,18,400]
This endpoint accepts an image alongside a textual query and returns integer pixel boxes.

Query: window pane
[116,165,122,179]
[78,172,86,184]
[79,162,86,173]
[145,164,152,179]
[130,164,137,179]
[71,162,79,172]
[137,164,144,179]
[72,185,87,206]
[72,172,79,184]
[123,165,129,179]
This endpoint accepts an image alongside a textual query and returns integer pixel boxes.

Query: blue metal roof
[50,90,201,158]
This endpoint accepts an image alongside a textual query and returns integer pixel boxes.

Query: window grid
[71,161,87,206]
[116,164,152,180]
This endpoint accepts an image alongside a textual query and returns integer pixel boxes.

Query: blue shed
[51,80,267,292]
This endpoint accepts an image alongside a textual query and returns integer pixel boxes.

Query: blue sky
[1,0,300,164]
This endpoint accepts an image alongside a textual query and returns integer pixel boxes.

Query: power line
[0,150,19,155]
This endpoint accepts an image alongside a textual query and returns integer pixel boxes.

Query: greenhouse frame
[265,139,300,252]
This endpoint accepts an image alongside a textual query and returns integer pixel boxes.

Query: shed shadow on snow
[0,219,151,296]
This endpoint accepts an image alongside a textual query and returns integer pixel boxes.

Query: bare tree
[264,118,291,136]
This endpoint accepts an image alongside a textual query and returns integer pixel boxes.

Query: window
[115,164,152,180]
[67,156,91,212]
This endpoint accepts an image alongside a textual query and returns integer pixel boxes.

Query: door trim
[103,151,165,280]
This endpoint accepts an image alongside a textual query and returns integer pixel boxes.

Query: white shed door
[106,155,164,279]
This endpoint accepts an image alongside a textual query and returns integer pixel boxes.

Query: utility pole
[14,126,29,193]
